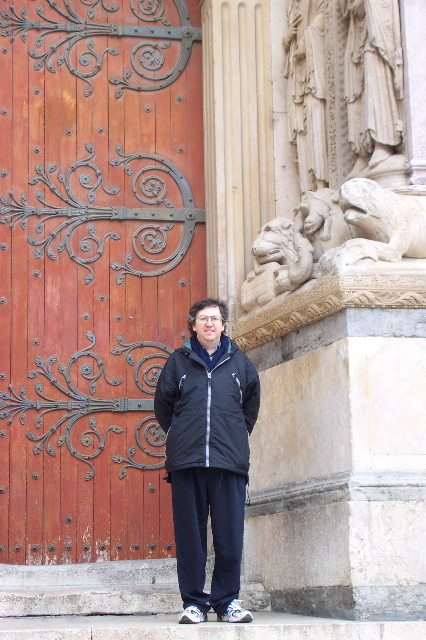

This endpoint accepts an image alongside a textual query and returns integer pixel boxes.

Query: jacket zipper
[205,355,230,467]
[206,371,212,466]
[232,373,243,404]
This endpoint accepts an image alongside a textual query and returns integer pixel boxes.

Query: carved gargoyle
[318,178,426,274]
[241,218,313,311]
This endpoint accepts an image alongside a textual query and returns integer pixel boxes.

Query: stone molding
[233,270,426,351]
[246,471,426,519]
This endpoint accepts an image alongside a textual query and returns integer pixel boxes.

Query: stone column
[399,0,426,184]
[200,0,276,320]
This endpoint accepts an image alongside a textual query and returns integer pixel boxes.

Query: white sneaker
[178,605,208,624]
[217,599,253,623]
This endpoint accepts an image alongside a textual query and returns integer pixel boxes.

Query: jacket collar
[180,335,234,354]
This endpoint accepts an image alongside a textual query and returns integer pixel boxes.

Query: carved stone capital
[233,262,426,350]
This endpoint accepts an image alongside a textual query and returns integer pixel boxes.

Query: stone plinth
[235,272,426,620]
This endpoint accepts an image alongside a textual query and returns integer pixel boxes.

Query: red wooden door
[0,0,205,564]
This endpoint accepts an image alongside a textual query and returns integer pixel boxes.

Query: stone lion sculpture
[241,217,313,311]
[241,178,426,311]
[318,178,426,274]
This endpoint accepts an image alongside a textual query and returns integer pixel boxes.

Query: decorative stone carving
[296,188,359,262]
[241,177,426,314]
[318,178,426,274]
[344,0,404,178]
[234,265,426,351]
[241,218,313,312]
[283,0,328,193]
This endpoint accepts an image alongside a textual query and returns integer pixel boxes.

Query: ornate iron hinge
[0,332,173,480]
[0,0,201,96]
[0,143,205,283]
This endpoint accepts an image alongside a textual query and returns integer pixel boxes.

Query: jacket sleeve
[154,354,178,434]
[242,358,261,435]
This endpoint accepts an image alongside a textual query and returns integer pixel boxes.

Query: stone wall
[242,308,426,619]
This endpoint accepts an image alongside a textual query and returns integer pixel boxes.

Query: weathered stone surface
[246,308,426,372]
[0,559,178,588]
[0,581,270,618]
[243,329,426,620]
[0,584,182,618]
[249,335,426,489]
[0,612,424,640]
[270,585,426,621]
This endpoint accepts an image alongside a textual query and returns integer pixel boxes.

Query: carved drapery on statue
[282,0,407,195]
[344,0,404,177]
[283,0,328,194]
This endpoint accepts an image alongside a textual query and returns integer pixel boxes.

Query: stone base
[240,304,426,622]
[245,489,426,621]
[271,585,426,621]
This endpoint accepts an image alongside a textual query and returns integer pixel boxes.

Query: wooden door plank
[57,54,80,564]
[186,46,205,206]
[90,27,116,562]
[9,24,31,565]
[25,47,48,566]
[107,5,129,559]
[0,34,13,564]
[144,468,160,559]
[159,472,174,558]
[121,32,148,557]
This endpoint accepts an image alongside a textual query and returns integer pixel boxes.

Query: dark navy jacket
[154,338,261,477]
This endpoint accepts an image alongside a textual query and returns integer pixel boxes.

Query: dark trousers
[170,467,247,615]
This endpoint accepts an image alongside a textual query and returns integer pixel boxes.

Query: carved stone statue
[283,0,328,193]
[344,0,404,177]
[241,218,313,311]
[296,188,359,262]
[241,175,426,310]
[318,178,426,274]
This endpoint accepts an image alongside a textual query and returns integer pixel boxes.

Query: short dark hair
[187,298,228,336]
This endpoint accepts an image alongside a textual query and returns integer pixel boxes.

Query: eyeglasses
[196,315,223,324]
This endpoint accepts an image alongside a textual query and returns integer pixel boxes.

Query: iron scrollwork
[0,332,172,480]
[109,145,204,281]
[110,334,169,478]
[111,334,169,394]
[0,143,205,283]
[0,0,201,97]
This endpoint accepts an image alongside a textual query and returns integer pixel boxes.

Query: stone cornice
[246,471,426,518]
[233,270,426,351]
